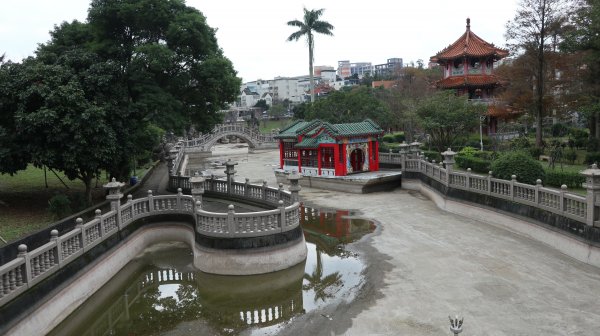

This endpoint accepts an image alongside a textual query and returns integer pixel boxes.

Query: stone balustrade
[0,175,301,307]
[181,123,278,150]
[380,147,600,232]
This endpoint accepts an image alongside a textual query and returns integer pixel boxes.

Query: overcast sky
[0,0,519,82]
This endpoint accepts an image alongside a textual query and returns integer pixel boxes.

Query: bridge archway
[202,131,259,150]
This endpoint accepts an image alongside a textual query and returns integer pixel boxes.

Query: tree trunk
[536,0,547,148]
[83,175,93,206]
[308,33,315,103]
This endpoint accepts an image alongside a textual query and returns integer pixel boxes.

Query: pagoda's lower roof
[436,75,502,89]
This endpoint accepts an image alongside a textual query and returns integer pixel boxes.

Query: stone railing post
[581,164,600,226]
[560,184,567,214]
[168,148,179,175]
[103,178,124,229]
[409,141,421,159]
[262,181,268,201]
[176,188,183,210]
[147,190,154,212]
[18,244,32,284]
[279,200,286,230]
[487,171,493,195]
[442,147,456,177]
[466,168,472,189]
[224,159,238,195]
[190,173,205,204]
[227,204,236,235]
[534,179,542,205]
[388,149,393,163]
[245,178,250,198]
[510,175,517,200]
[399,142,409,170]
[287,172,302,203]
[50,230,62,267]
[278,183,284,200]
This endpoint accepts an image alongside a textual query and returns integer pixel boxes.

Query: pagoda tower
[430,18,509,133]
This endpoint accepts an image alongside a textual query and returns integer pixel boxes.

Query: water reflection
[49,207,375,336]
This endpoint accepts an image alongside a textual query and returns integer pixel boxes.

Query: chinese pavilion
[275,119,384,177]
[430,18,510,133]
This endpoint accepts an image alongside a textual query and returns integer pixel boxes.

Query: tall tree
[87,0,240,133]
[305,86,393,126]
[561,0,600,142]
[416,91,484,152]
[505,0,571,147]
[287,8,334,103]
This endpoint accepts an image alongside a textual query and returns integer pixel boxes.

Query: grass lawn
[0,164,152,246]
[259,118,294,133]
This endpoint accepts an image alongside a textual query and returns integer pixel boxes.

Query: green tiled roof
[295,132,337,149]
[277,119,383,139]
[275,119,321,139]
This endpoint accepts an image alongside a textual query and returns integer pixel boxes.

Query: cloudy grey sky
[0,0,519,82]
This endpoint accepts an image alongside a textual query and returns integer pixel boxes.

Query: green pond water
[49,206,376,336]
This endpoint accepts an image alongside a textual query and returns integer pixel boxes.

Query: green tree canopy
[303,86,393,126]
[416,91,484,152]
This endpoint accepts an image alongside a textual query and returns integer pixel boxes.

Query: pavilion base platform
[274,169,402,194]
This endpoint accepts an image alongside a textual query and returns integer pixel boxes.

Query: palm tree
[287,8,334,103]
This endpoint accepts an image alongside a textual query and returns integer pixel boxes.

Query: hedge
[544,170,585,189]
[585,152,600,165]
[422,150,442,162]
[455,155,491,174]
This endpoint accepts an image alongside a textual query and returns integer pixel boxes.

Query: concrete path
[132,161,170,198]
[223,147,600,336]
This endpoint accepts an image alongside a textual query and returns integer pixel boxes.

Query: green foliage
[393,132,405,142]
[551,123,569,137]
[544,170,585,189]
[416,91,484,152]
[422,150,442,162]
[458,146,479,157]
[491,151,545,185]
[48,194,72,220]
[568,128,588,148]
[254,99,269,110]
[563,149,578,164]
[305,86,394,126]
[510,136,532,150]
[529,147,544,159]
[585,152,600,164]
[382,134,395,143]
[456,155,491,174]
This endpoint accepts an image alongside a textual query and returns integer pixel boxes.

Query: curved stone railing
[169,175,293,207]
[0,176,301,307]
[380,147,600,240]
[182,123,278,150]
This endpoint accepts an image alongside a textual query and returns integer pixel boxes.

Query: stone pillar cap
[103,178,125,190]
[441,148,456,156]
[581,164,600,176]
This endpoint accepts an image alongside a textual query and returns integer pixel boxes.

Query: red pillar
[279,140,284,169]
[317,147,322,176]
[374,141,380,171]
[297,149,302,173]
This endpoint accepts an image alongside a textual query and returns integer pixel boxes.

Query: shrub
[463,134,490,149]
[587,138,600,152]
[456,155,491,173]
[473,150,497,161]
[551,123,569,137]
[458,146,479,157]
[491,151,545,185]
[585,152,600,165]
[422,150,442,162]
[510,136,531,150]
[568,127,588,148]
[382,134,395,143]
[529,147,544,159]
[393,132,405,143]
[48,194,72,220]
[544,170,585,189]
[563,149,578,164]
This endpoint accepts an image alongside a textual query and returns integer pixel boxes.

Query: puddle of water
[49,206,375,336]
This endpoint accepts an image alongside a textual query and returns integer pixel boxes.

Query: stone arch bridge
[182,124,278,152]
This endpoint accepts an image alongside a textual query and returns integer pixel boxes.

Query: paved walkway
[224,147,600,336]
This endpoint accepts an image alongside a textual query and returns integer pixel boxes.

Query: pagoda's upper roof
[437,74,503,89]
[430,18,509,62]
